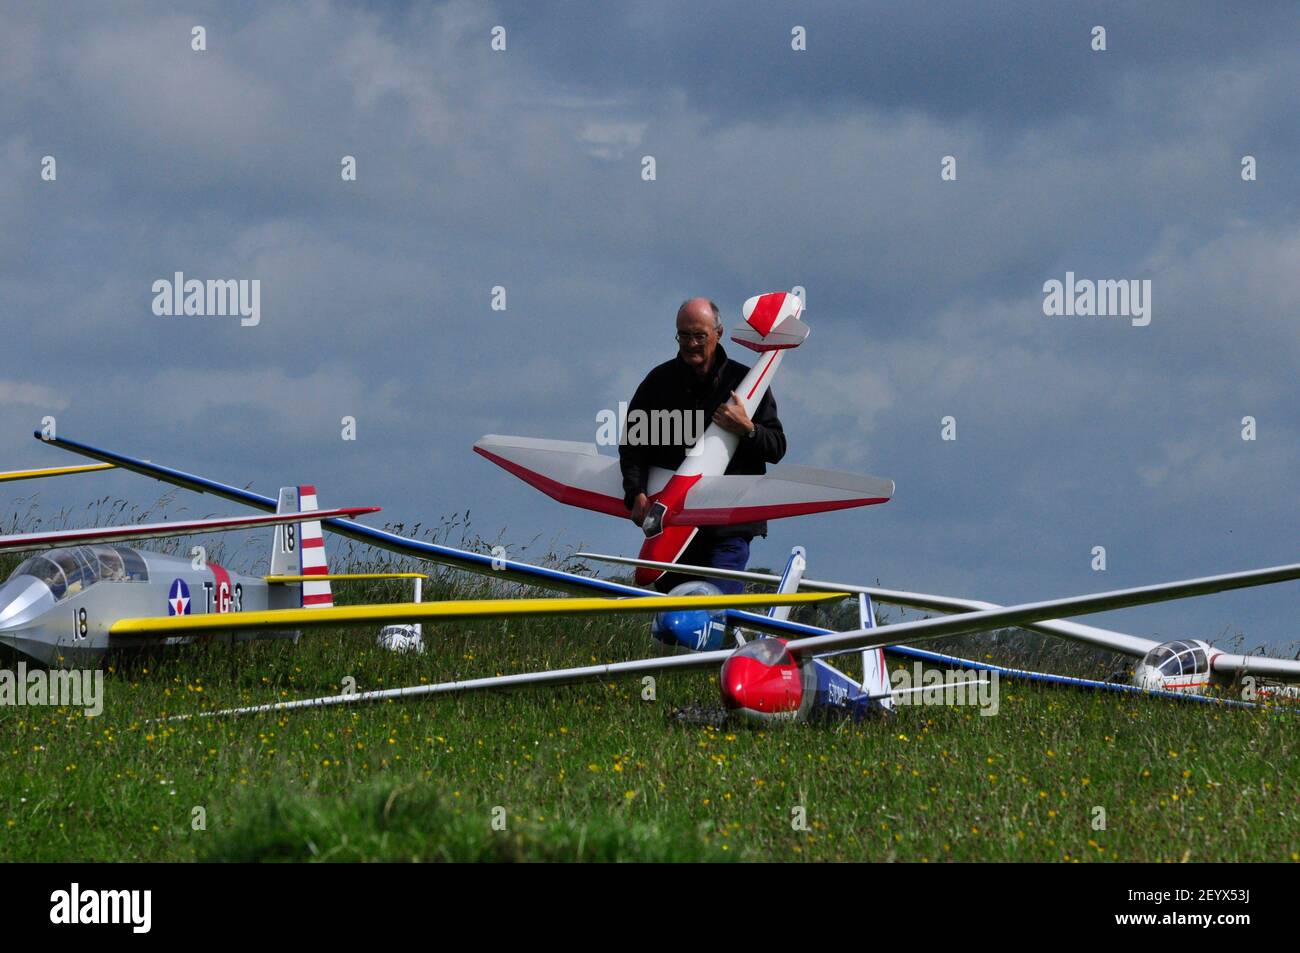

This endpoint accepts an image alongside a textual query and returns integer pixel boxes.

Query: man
[619,297,786,593]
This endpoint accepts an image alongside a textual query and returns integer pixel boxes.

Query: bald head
[677,297,722,331]
[675,297,724,378]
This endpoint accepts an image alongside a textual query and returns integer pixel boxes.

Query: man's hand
[712,391,754,437]
[630,492,649,524]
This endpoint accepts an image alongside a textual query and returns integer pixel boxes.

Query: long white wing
[472,436,893,526]
[1210,652,1300,681]
[178,561,1300,717]
[782,562,1300,658]
[577,552,1160,657]
[171,650,731,719]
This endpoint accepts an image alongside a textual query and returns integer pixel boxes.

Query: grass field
[0,519,1297,862]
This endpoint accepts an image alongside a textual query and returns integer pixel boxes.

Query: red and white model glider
[474,292,895,585]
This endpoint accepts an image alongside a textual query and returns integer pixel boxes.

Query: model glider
[580,552,1300,697]
[178,552,1300,720]
[473,292,895,584]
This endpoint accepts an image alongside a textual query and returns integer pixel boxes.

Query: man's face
[676,307,719,376]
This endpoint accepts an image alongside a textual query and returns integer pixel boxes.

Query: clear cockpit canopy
[1140,640,1208,677]
[735,637,792,666]
[9,545,149,601]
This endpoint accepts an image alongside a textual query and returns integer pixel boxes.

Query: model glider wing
[177,562,1300,719]
[0,463,115,484]
[673,465,894,526]
[110,591,844,636]
[473,435,672,518]
[582,552,1300,660]
[0,506,379,555]
[173,649,734,719]
[175,644,1280,721]
[576,552,1159,657]
[1209,652,1300,681]
[881,642,1281,710]
[780,562,1300,658]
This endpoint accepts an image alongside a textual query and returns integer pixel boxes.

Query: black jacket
[618,344,786,539]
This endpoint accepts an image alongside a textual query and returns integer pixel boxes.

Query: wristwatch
[745,424,757,440]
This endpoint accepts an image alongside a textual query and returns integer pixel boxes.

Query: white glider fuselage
[0,545,288,667]
[636,345,787,583]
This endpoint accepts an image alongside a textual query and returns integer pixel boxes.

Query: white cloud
[0,380,71,418]
[578,121,648,160]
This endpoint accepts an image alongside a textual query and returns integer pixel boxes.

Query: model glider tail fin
[858,593,893,710]
[297,486,333,608]
[731,291,810,353]
[769,546,807,621]
[270,486,334,608]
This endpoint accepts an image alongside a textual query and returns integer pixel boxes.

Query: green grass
[2,587,1297,862]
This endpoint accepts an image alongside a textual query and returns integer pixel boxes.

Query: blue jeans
[653,534,750,594]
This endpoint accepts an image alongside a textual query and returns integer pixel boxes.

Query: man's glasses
[675,332,713,345]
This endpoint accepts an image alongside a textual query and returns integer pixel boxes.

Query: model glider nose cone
[0,575,55,630]
[652,609,708,650]
[719,651,802,718]
[1133,665,1164,691]
[652,582,725,651]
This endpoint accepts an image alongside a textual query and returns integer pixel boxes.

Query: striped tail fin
[269,485,334,609]
[731,291,810,353]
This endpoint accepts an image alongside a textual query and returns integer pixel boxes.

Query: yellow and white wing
[110,591,845,636]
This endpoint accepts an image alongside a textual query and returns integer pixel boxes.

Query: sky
[1,1,1296,653]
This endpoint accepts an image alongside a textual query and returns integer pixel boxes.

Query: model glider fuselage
[717,637,878,721]
[0,484,344,666]
[0,545,291,666]
[649,551,895,722]
[474,292,895,586]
